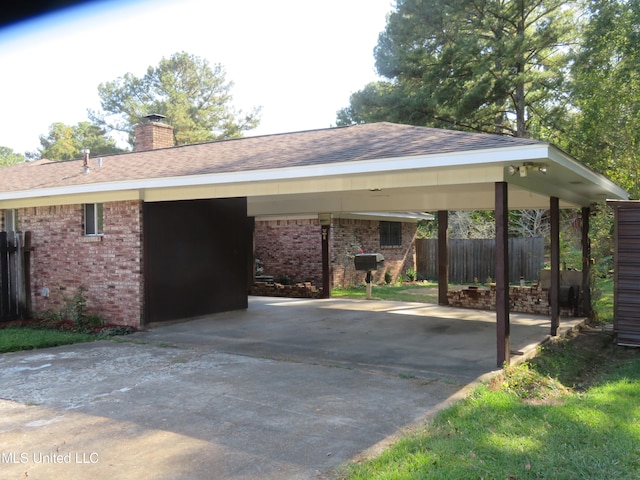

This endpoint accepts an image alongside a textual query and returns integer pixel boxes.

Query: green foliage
[339,0,576,138]
[0,146,25,167]
[405,267,417,282]
[500,362,568,400]
[592,276,614,325]
[34,121,125,161]
[566,0,640,199]
[43,286,105,333]
[89,51,261,147]
[384,269,392,285]
[63,286,89,324]
[416,217,437,239]
[589,205,616,277]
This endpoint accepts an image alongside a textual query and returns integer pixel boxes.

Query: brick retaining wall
[447,285,579,316]
[250,281,323,299]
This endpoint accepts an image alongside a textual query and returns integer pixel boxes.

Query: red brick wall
[331,218,416,287]
[254,217,417,288]
[254,218,323,284]
[16,201,143,326]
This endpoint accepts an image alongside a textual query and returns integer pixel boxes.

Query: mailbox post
[354,253,385,300]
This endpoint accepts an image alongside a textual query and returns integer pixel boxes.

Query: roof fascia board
[547,145,628,200]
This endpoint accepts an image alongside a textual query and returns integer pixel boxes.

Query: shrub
[405,268,417,282]
[46,286,105,333]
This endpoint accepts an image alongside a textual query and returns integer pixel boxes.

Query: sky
[0,0,394,155]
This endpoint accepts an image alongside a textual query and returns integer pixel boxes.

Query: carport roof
[0,122,628,213]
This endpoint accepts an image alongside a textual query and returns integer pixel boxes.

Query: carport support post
[582,206,592,319]
[438,210,449,305]
[321,224,331,298]
[550,197,560,336]
[495,182,510,367]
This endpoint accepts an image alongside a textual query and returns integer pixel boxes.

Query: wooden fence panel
[415,237,544,284]
[0,231,30,321]
[0,232,9,321]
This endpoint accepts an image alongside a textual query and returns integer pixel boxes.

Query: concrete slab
[0,297,583,479]
[143,296,583,382]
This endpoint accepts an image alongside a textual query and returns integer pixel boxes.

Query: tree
[34,122,125,161]
[0,146,25,167]
[338,0,576,138]
[89,51,261,147]
[509,209,550,238]
[566,0,640,199]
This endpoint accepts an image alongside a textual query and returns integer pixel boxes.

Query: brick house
[254,213,427,288]
[0,120,627,331]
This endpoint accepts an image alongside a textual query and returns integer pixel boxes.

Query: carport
[0,122,628,367]
[138,123,626,366]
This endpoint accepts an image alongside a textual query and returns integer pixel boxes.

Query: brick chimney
[134,114,174,151]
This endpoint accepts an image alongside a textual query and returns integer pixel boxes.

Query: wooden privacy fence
[0,231,32,321]
[416,237,545,284]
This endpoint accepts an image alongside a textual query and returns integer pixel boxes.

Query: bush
[41,286,105,333]
[384,270,392,285]
[405,268,417,282]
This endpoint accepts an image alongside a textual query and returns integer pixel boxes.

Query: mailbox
[354,253,384,271]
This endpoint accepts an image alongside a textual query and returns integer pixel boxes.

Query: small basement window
[380,221,402,246]
[84,203,104,235]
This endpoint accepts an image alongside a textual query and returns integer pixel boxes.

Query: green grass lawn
[340,276,640,479]
[332,281,439,303]
[343,355,640,479]
[0,327,96,354]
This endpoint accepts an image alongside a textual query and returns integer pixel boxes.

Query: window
[84,203,104,235]
[380,221,402,246]
[3,209,17,232]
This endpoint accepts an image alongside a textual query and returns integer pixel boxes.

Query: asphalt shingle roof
[0,122,545,194]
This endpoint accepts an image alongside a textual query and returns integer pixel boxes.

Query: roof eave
[0,143,628,209]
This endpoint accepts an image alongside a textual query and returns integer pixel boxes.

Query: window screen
[380,221,402,246]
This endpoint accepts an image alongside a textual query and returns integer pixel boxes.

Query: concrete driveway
[0,297,582,479]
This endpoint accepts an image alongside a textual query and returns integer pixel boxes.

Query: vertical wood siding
[612,203,640,346]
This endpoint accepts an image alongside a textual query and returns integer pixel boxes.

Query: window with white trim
[84,203,104,235]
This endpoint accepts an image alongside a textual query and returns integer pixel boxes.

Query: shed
[608,200,640,346]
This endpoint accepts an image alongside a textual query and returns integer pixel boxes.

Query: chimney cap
[143,113,166,123]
